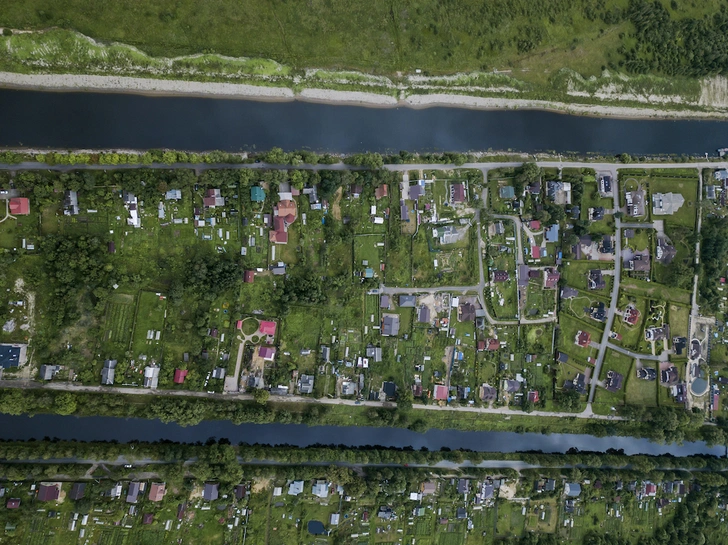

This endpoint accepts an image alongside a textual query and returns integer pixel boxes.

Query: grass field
[101,291,137,356]
[130,290,167,361]
[649,176,698,229]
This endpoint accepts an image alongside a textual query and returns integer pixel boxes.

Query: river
[1,89,728,155]
[0,414,722,457]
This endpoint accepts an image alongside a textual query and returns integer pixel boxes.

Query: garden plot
[100,291,137,355]
[130,291,167,362]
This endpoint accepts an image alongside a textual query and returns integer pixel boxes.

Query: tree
[613,211,624,219]
[54,392,77,415]
[514,162,542,195]
[0,390,25,415]
[253,389,270,405]
[397,389,413,412]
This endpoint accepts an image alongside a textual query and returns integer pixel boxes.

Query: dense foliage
[699,216,728,311]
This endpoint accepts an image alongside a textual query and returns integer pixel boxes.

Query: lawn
[625,360,658,407]
[129,290,167,361]
[100,290,137,357]
[557,314,601,363]
[620,277,691,305]
[667,303,691,343]
[649,176,698,229]
[561,261,612,293]
[592,349,632,415]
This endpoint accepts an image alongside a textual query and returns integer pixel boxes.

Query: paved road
[606,342,667,362]
[588,178,623,405]
[0,379,623,421]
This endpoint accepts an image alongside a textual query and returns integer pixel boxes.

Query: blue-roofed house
[251,186,266,202]
[545,224,560,243]
[364,268,374,278]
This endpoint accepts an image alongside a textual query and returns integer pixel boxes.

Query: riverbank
[1,70,727,121]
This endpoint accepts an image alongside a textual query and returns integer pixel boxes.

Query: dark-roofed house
[625,249,650,273]
[645,326,669,342]
[399,295,416,307]
[605,371,624,392]
[143,513,154,525]
[0,343,27,369]
[480,384,497,402]
[518,265,531,287]
[69,483,86,501]
[557,351,569,363]
[203,483,219,502]
[127,482,143,503]
[299,374,315,394]
[39,364,60,381]
[459,302,476,322]
[656,237,677,265]
[451,183,466,203]
[492,270,509,282]
[148,483,166,502]
[101,359,117,385]
[457,479,470,494]
[382,314,400,336]
[382,381,397,399]
[589,207,605,221]
[418,306,431,324]
[503,379,521,393]
[588,269,606,290]
[561,286,578,299]
[234,484,247,500]
[37,483,60,502]
[591,302,607,322]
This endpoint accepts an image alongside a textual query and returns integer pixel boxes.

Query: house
[212,367,226,379]
[706,185,717,200]
[377,506,393,520]
[259,346,276,362]
[288,480,304,496]
[499,186,515,199]
[605,370,624,392]
[143,514,154,525]
[422,482,437,496]
[623,306,640,326]
[69,483,86,501]
[557,351,569,363]
[434,384,449,401]
[637,367,657,381]
[492,270,509,282]
[457,479,470,495]
[544,224,560,243]
[342,381,357,396]
[645,325,669,342]
[485,338,500,351]
[330,513,340,526]
[451,183,466,203]
[564,483,581,497]
[600,235,613,254]
[459,302,476,322]
[234,484,247,500]
[64,191,80,215]
[380,295,391,309]
[591,302,607,322]
[299,374,315,394]
[203,483,219,501]
[418,306,431,323]
[399,295,416,307]
[37,483,61,502]
[518,265,530,287]
[494,221,505,235]
[321,346,331,363]
[588,269,606,290]
[625,249,650,272]
[250,186,266,202]
[561,286,578,299]
[714,169,728,181]
[527,390,539,403]
[503,379,521,393]
[8,198,29,216]
[480,384,497,402]
[575,330,591,348]
[203,188,225,208]
[382,314,400,336]
[624,229,635,239]
[652,192,685,215]
[148,483,166,502]
[545,479,556,492]
[126,482,144,503]
[259,321,277,337]
[312,480,329,499]
[143,366,160,389]
[569,373,588,394]
[543,268,560,289]
[244,270,255,283]
[375,185,389,200]
[382,381,397,399]
[366,345,383,362]
[599,175,612,195]
[547,181,572,204]
[101,359,117,385]
[589,207,605,221]
[531,246,542,259]
[456,508,467,519]
[6,498,20,509]
[165,189,182,201]
[528,181,541,195]
[351,184,363,198]
[626,189,645,217]
[656,237,677,265]
[39,364,60,381]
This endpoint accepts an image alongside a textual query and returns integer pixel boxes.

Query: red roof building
[244,270,255,283]
[269,230,288,244]
[623,307,640,326]
[375,185,389,200]
[433,384,449,401]
[531,246,541,259]
[236,320,243,330]
[451,183,466,203]
[477,340,486,351]
[259,321,277,337]
[529,220,541,230]
[37,483,60,502]
[9,198,29,216]
[148,483,166,502]
[6,498,20,509]
[173,369,188,384]
[575,330,592,348]
[543,268,560,289]
[527,390,539,403]
[486,338,501,351]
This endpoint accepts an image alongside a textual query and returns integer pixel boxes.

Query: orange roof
[269,230,288,244]
[277,200,297,219]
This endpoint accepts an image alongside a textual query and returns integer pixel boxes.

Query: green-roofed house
[251,186,266,202]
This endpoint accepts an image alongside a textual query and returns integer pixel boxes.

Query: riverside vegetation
[1,1,728,112]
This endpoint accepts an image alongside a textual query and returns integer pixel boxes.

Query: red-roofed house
[269,229,288,244]
[623,306,640,326]
[486,338,501,351]
[527,390,539,403]
[203,189,225,208]
[529,220,541,230]
[375,185,389,200]
[6,498,20,509]
[244,270,255,283]
[37,483,60,502]
[9,198,29,216]
[477,340,486,351]
[433,384,449,401]
[236,320,243,330]
[531,246,541,259]
[276,200,297,224]
[645,483,657,496]
[575,330,591,348]
[259,321,277,337]
[173,369,188,384]
[451,183,466,203]
[259,347,276,361]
